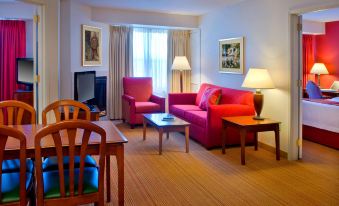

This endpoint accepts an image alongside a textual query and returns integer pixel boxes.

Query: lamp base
[253,116,265,120]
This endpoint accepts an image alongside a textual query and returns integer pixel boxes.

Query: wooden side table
[221,116,281,165]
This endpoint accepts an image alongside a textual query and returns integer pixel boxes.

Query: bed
[302,99,339,149]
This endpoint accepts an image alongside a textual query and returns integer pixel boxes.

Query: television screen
[74,71,95,103]
[17,58,34,85]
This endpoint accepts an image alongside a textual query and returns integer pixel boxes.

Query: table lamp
[310,63,328,87]
[171,56,191,93]
[242,68,275,120]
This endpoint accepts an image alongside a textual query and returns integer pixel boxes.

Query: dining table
[3,120,128,206]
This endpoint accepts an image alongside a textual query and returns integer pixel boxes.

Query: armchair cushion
[135,102,161,113]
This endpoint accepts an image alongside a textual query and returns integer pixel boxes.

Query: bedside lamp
[172,56,191,93]
[310,63,328,87]
[242,68,275,120]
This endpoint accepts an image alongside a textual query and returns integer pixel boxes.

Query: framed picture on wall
[219,37,244,74]
[82,25,102,66]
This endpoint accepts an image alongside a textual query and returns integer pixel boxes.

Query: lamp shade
[171,56,191,71]
[310,63,328,75]
[242,68,275,89]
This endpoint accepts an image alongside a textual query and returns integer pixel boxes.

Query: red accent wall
[315,21,339,88]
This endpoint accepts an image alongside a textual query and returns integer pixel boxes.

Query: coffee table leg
[185,126,189,153]
[254,132,258,151]
[274,124,280,160]
[143,118,147,140]
[159,129,163,155]
[240,129,246,165]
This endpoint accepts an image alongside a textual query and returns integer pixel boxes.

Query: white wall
[91,7,199,28]
[60,0,109,99]
[25,20,33,57]
[0,2,36,19]
[199,0,339,155]
[302,19,325,34]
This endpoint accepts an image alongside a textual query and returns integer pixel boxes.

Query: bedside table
[221,116,281,165]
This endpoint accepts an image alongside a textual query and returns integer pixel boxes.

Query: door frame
[289,2,339,160]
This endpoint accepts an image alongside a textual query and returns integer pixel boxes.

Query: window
[132,28,168,96]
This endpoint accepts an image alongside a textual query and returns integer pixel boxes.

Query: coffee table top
[143,113,190,127]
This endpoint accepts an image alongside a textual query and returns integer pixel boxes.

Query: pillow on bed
[330,97,339,103]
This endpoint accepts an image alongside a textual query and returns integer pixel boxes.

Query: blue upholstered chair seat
[42,155,97,171]
[1,172,33,203]
[2,159,34,173]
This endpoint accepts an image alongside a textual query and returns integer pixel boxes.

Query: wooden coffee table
[143,113,190,155]
[221,116,281,165]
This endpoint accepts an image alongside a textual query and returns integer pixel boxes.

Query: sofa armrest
[168,93,197,106]
[208,104,255,119]
[150,94,166,112]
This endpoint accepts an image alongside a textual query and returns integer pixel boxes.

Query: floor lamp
[242,68,275,120]
[171,56,191,93]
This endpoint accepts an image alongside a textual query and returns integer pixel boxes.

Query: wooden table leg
[106,155,111,202]
[254,132,258,151]
[166,132,169,140]
[116,144,124,206]
[143,118,147,140]
[274,124,280,160]
[185,126,189,153]
[240,129,246,165]
[159,129,163,155]
[222,121,226,154]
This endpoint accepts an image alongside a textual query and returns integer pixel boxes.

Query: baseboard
[258,142,287,158]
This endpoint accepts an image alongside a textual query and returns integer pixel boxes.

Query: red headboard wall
[315,21,339,88]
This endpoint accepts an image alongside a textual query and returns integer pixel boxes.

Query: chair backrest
[0,125,27,206]
[42,99,90,125]
[306,81,322,99]
[34,120,106,204]
[123,77,153,102]
[0,100,36,125]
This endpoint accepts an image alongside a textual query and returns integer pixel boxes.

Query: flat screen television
[74,71,96,104]
[16,58,34,91]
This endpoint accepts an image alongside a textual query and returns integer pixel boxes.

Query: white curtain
[107,26,132,120]
[132,28,168,96]
[168,30,191,93]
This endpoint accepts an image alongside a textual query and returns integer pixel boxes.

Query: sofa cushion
[184,111,207,127]
[135,102,161,113]
[170,105,202,117]
[199,88,221,110]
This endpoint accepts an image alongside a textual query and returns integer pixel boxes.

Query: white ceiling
[303,7,339,22]
[76,0,244,15]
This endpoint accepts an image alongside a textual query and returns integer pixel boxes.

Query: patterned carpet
[104,122,339,206]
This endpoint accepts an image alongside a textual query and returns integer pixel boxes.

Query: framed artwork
[219,37,244,74]
[82,25,102,66]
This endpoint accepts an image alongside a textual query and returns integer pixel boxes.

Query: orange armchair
[122,77,165,128]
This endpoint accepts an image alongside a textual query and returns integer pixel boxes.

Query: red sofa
[122,77,165,128]
[169,83,255,148]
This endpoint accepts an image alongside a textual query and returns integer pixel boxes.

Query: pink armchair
[122,77,165,128]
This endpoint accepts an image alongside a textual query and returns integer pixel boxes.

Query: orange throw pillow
[199,88,222,110]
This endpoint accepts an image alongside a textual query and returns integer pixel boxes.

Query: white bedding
[302,100,339,133]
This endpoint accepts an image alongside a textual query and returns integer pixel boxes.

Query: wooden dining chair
[0,100,36,125]
[34,120,106,206]
[0,100,34,177]
[0,125,33,206]
[42,99,91,125]
[41,99,112,201]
